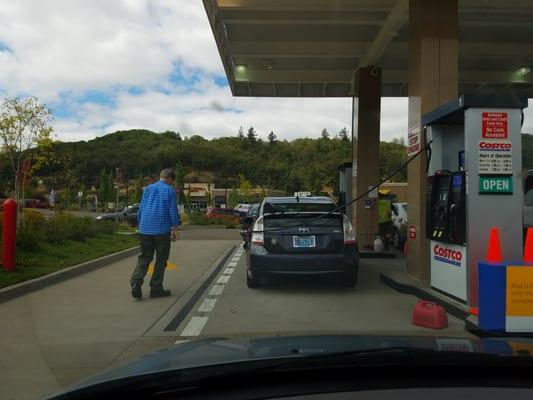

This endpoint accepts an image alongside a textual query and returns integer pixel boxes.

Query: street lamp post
[114,185,119,224]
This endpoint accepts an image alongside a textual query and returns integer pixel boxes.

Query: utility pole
[114,185,119,224]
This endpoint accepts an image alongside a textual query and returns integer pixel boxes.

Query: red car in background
[206,208,245,222]
[23,199,49,209]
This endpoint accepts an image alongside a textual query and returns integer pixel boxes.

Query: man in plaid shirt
[131,169,180,299]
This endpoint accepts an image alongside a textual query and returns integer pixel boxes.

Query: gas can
[373,236,384,252]
[412,300,448,329]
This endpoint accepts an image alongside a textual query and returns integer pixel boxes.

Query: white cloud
[0,0,407,143]
[55,79,408,142]
[0,0,221,100]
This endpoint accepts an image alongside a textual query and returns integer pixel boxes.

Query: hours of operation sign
[478,140,513,175]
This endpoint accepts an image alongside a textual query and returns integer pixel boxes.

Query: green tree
[0,96,53,209]
[246,127,257,144]
[338,127,349,141]
[175,161,185,203]
[268,131,277,143]
[205,185,214,207]
[99,169,115,203]
[380,139,407,182]
[228,188,240,208]
[237,126,245,140]
[321,128,330,140]
[238,174,254,202]
[133,175,144,203]
[184,184,192,208]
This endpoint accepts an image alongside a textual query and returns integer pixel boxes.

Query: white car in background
[235,203,252,214]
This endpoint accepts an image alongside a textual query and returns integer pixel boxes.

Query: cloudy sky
[0,1,531,143]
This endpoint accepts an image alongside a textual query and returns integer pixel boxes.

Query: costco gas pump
[423,95,527,306]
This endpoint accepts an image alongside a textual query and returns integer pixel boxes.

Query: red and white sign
[430,241,467,301]
[482,112,508,139]
[478,140,513,175]
[407,125,421,156]
[433,244,463,267]
[409,225,416,239]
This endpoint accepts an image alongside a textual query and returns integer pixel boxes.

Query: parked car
[391,202,408,249]
[240,203,261,248]
[23,198,49,209]
[96,203,139,226]
[247,203,261,218]
[206,207,243,222]
[235,203,252,214]
[246,196,359,288]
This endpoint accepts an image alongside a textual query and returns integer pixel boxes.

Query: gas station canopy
[204,0,533,97]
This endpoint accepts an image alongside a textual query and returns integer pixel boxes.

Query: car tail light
[343,215,357,245]
[252,216,264,246]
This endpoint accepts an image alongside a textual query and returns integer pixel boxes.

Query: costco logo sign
[479,141,512,151]
[433,244,463,267]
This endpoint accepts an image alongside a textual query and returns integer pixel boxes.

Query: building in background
[184,183,285,210]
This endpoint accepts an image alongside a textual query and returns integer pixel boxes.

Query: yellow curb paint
[148,262,178,274]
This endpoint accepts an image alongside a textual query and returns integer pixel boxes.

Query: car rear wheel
[247,271,262,288]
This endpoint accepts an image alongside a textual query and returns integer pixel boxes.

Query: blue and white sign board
[430,240,467,301]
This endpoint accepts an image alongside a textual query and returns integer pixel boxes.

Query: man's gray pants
[130,232,171,288]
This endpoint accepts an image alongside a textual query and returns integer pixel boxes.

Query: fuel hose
[252,140,433,234]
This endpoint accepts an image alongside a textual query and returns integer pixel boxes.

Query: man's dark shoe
[131,282,142,300]
[150,287,171,298]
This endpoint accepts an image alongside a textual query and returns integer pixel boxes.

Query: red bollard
[2,198,17,272]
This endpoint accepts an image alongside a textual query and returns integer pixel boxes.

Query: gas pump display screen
[439,191,449,202]
[452,174,462,189]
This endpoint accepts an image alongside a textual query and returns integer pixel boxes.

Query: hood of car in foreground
[55,334,533,396]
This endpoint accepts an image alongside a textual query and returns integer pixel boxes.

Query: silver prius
[246,196,359,288]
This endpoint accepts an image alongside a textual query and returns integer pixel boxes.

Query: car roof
[263,196,333,204]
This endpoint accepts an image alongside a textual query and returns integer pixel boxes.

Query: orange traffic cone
[486,227,503,263]
[524,228,533,263]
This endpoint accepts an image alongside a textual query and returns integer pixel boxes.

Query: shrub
[185,213,240,228]
[22,209,46,225]
[16,221,44,252]
[96,220,117,235]
[187,213,210,225]
[67,216,92,242]
[44,216,71,244]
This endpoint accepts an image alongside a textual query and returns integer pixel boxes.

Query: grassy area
[0,233,138,289]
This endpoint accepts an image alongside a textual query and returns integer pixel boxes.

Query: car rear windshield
[264,213,343,229]
[263,202,335,214]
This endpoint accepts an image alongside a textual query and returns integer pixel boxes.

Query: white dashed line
[217,275,230,284]
[198,298,217,313]
[181,316,209,337]
[209,284,225,296]
[179,248,242,337]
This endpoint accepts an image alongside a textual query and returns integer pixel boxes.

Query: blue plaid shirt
[138,180,180,235]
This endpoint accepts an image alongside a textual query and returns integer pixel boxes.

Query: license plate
[293,235,316,248]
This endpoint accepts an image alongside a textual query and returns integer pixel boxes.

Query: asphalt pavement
[0,228,472,400]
